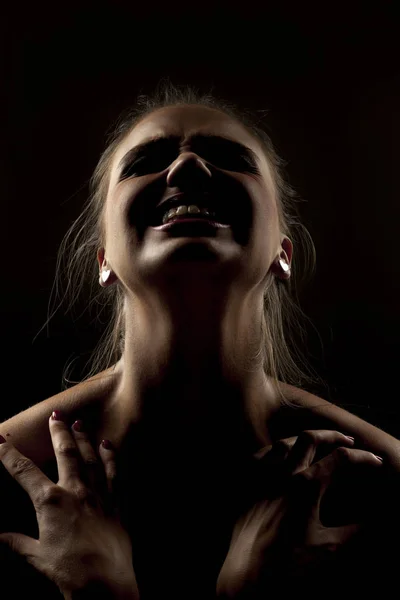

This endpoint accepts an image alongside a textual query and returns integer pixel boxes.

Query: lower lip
[151,218,231,231]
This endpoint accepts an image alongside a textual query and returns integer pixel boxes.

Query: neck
[107,288,280,459]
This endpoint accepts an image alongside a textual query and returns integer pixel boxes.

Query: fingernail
[101,439,113,450]
[72,420,83,432]
[51,410,64,421]
[0,435,6,444]
[345,436,355,442]
[374,454,384,462]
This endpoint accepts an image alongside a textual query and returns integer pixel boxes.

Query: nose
[166,152,212,191]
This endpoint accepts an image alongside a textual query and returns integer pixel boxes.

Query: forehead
[111,104,266,170]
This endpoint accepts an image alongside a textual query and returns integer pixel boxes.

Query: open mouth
[148,194,231,228]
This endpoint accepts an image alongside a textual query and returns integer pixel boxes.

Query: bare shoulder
[0,367,118,467]
[275,381,400,469]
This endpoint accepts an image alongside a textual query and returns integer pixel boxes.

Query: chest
[115,451,254,597]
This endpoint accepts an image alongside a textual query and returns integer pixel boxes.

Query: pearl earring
[101,269,111,283]
[279,258,290,272]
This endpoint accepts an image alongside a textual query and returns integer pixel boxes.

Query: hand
[0,412,139,600]
[216,430,386,598]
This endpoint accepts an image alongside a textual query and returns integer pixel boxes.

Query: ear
[97,247,105,270]
[97,247,118,287]
[270,236,293,280]
[281,236,293,265]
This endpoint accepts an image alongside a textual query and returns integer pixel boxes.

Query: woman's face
[100,105,288,296]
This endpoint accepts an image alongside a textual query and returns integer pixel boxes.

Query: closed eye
[120,156,164,179]
[120,152,260,180]
[118,133,262,181]
[191,138,261,175]
[210,151,260,174]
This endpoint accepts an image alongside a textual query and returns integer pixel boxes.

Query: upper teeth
[162,204,215,225]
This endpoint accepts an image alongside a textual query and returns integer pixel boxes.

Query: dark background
[1,1,399,436]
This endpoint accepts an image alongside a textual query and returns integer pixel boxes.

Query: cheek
[253,201,281,262]
[103,204,116,245]
[104,189,130,238]
[102,204,128,266]
[255,191,280,234]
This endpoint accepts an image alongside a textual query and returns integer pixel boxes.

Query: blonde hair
[44,79,326,405]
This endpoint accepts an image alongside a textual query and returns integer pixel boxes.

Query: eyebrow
[117,133,260,174]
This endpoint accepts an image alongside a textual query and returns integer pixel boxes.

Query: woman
[0,82,399,598]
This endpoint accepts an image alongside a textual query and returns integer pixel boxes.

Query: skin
[0,421,391,599]
[0,416,139,600]
[0,104,399,597]
[97,104,293,463]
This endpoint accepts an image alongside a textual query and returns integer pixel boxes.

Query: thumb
[0,532,39,560]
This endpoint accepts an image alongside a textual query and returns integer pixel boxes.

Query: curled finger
[71,420,106,497]
[285,430,356,475]
[49,412,82,487]
[311,446,383,481]
[301,447,384,526]
[0,436,53,509]
[99,439,120,517]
